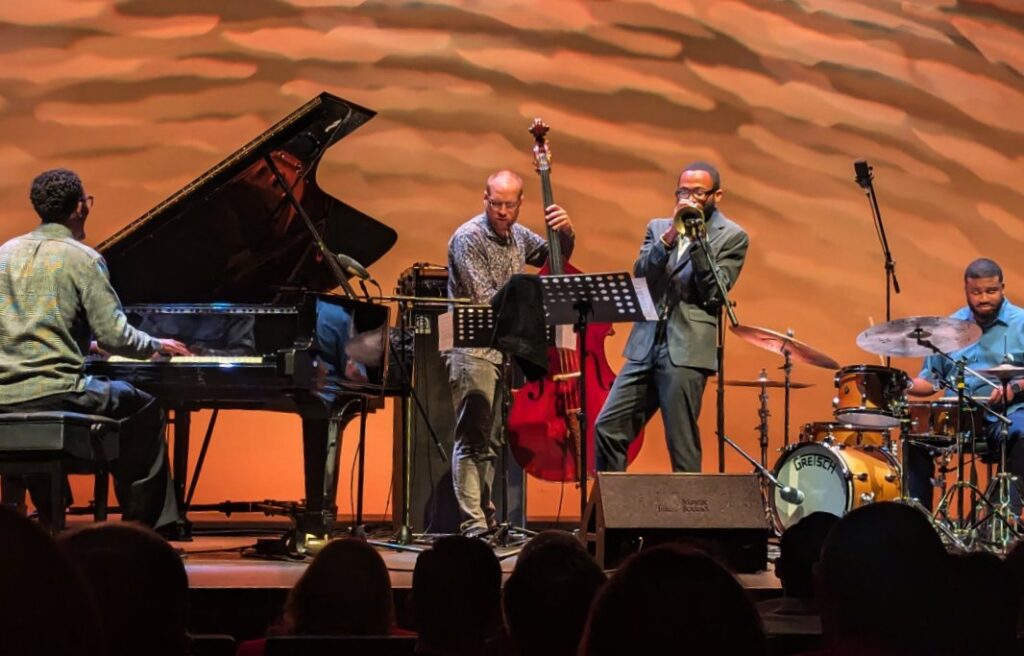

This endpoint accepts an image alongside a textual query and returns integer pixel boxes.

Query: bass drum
[770,442,901,531]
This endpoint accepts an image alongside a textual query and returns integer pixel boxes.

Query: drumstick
[867,316,885,366]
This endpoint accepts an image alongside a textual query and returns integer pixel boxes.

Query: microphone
[853,159,873,189]
[779,485,804,505]
[335,253,370,280]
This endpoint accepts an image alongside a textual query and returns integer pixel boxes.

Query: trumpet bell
[673,203,705,236]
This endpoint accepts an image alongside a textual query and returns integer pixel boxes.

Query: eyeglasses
[674,187,715,201]
[80,195,94,209]
[485,198,522,210]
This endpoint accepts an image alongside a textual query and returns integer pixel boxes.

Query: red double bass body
[507,120,644,482]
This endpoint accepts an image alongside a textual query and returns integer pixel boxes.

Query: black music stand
[539,272,657,517]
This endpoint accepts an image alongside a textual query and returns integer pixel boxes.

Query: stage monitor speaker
[582,472,768,572]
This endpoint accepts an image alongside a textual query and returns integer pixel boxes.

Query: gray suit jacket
[623,209,749,371]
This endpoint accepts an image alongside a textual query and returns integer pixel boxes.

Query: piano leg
[168,407,193,540]
[298,408,358,541]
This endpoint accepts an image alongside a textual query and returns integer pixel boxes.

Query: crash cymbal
[856,316,981,358]
[725,379,814,389]
[730,325,840,369]
[976,363,1024,381]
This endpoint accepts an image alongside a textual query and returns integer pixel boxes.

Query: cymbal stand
[977,378,1020,550]
[780,346,793,447]
[755,368,771,468]
[916,336,1012,545]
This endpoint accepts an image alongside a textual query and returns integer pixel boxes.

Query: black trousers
[0,377,180,528]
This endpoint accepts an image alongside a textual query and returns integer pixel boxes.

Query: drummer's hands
[89,340,110,360]
[545,204,573,236]
[990,379,1023,405]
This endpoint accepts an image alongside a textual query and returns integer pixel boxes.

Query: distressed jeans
[445,350,503,533]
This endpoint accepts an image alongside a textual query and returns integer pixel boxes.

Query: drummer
[907,258,1024,514]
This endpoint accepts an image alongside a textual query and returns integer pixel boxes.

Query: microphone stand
[721,433,798,531]
[855,160,901,367]
[690,225,739,473]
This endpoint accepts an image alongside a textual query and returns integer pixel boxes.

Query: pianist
[0,168,191,530]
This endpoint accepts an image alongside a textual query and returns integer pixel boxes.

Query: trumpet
[673,202,706,239]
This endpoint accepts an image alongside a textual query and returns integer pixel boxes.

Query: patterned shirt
[446,212,573,363]
[0,223,160,404]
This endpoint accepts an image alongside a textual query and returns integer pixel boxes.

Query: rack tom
[905,399,960,447]
[800,421,890,448]
[833,365,909,428]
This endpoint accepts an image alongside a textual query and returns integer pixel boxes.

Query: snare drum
[770,442,901,531]
[833,364,910,428]
[905,399,960,447]
[800,421,890,448]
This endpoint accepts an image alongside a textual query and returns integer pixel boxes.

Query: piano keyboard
[106,355,265,364]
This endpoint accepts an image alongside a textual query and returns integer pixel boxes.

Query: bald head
[485,170,524,197]
[482,170,525,238]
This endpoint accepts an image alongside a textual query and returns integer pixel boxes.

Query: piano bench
[0,412,119,534]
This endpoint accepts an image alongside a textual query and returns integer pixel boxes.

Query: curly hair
[29,168,83,223]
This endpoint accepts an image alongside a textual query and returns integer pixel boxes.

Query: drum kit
[729,316,1022,552]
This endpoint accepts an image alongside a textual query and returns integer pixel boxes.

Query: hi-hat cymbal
[977,363,1024,381]
[724,378,814,389]
[856,316,981,358]
[730,325,840,369]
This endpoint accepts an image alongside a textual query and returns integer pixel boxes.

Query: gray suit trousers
[594,339,708,472]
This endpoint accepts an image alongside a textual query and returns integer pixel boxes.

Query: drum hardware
[903,339,1015,550]
[726,369,814,468]
[730,325,836,447]
[970,365,1021,550]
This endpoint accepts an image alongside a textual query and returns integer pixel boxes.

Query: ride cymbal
[856,316,981,358]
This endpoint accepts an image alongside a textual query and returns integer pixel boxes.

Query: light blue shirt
[919,299,1024,414]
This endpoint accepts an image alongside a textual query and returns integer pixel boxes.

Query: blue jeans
[0,377,180,528]
[445,351,503,533]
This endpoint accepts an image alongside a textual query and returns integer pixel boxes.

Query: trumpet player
[595,163,749,472]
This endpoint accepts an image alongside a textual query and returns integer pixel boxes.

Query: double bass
[507,119,644,482]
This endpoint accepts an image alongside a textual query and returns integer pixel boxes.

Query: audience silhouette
[0,507,101,655]
[579,544,766,655]
[412,535,502,656]
[502,530,606,656]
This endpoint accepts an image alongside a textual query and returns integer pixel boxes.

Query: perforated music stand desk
[437,305,495,350]
[539,272,658,516]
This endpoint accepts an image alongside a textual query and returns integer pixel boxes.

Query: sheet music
[632,277,659,321]
[438,311,454,351]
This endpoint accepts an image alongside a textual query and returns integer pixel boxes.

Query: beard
[970,298,1002,324]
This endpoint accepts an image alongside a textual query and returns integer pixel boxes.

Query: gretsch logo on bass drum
[793,453,837,474]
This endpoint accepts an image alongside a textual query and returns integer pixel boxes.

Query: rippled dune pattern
[1,0,1022,517]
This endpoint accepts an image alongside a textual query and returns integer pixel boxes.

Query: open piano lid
[97,92,397,305]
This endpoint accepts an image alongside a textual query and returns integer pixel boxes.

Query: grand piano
[86,93,396,547]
